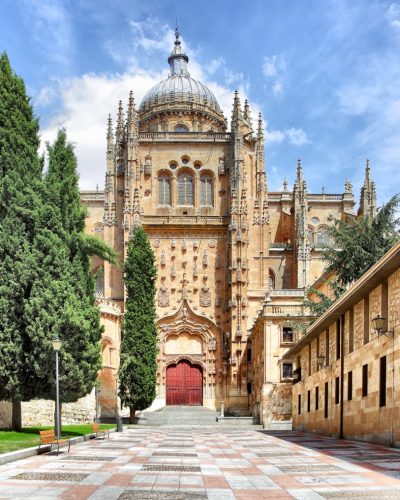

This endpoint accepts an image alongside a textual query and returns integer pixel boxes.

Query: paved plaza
[1,428,400,499]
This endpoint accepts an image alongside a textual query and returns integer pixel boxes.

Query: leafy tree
[323,194,400,287]
[0,52,43,429]
[23,131,117,421]
[119,227,158,423]
[306,195,399,317]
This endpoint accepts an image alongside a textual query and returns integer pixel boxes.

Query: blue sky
[1,0,400,202]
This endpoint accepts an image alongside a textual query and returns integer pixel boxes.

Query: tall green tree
[119,227,158,422]
[23,130,117,410]
[323,195,400,287]
[307,195,400,317]
[0,52,43,429]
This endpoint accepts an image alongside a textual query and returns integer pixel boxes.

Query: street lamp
[52,338,63,440]
[372,314,393,337]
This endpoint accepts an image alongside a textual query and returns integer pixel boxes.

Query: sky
[1,0,400,202]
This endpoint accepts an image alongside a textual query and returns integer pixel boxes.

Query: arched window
[174,124,188,132]
[158,175,171,206]
[316,226,330,247]
[200,176,213,206]
[178,173,194,205]
[269,269,275,290]
[95,267,104,297]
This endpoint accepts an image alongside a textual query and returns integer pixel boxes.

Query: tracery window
[316,226,330,246]
[158,175,171,206]
[95,267,104,297]
[200,176,213,206]
[178,173,194,205]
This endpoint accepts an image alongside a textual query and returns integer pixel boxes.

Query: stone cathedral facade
[81,31,377,426]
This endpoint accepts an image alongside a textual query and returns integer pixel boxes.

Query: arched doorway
[166,360,203,406]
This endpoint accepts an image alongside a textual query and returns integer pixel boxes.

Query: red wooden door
[166,361,203,406]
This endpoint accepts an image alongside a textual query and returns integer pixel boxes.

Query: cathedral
[81,30,377,427]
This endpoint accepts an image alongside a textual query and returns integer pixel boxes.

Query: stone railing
[264,304,306,317]
[142,215,229,225]
[96,297,122,316]
[270,289,305,298]
[139,131,231,142]
[80,190,105,201]
[307,194,343,201]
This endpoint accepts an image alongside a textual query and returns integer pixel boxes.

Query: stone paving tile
[1,428,400,498]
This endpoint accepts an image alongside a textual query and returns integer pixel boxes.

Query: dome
[139,29,226,129]
[140,75,222,115]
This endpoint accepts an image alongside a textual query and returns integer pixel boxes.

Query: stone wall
[292,259,400,446]
[21,392,96,426]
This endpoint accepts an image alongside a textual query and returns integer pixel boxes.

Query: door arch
[166,360,203,406]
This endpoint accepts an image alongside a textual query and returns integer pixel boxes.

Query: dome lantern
[139,28,226,130]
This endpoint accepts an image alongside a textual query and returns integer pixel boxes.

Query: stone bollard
[220,401,225,418]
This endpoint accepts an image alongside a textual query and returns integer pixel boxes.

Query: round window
[194,163,201,170]
[182,158,190,165]
[170,162,177,170]
[311,217,320,225]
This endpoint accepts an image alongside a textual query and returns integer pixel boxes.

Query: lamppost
[372,314,394,447]
[52,338,63,440]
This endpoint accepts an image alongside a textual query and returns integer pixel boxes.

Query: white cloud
[265,129,285,144]
[20,0,73,68]
[285,127,310,146]
[40,22,256,189]
[34,85,56,107]
[386,2,400,28]
[262,54,287,96]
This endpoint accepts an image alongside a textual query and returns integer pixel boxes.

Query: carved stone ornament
[144,156,152,175]
[208,239,217,248]
[203,250,208,266]
[218,156,226,175]
[152,239,160,248]
[200,285,211,307]
[208,337,217,351]
[160,249,166,265]
[158,285,169,307]
[208,360,216,375]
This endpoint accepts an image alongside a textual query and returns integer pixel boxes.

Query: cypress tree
[119,227,158,422]
[24,130,117,409]
[0,53,43,429]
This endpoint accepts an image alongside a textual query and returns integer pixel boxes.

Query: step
[216,416,260,425]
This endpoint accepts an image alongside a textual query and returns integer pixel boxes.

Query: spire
[243,99,252,123]
[363,158,371,187]
[231,90,242,124]
[168,26,189,76]
[257,112,264,140]
[116,100,124,141]
[106,114,113,145]
[127,91,136,124]
[359,159,377,217]
[296,158,303,181]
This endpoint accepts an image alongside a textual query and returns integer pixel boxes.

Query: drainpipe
[339,314,345,440]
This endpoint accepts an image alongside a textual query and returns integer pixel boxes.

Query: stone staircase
[135,406,262,427]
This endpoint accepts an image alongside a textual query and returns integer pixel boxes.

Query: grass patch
[0,424,115,455]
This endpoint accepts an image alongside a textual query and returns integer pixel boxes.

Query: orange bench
[39,429,70,455]
[91,423,110,439]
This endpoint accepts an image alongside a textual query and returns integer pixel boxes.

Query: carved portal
[157,301,219,403]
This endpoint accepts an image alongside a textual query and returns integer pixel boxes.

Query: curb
[0,427,118,466]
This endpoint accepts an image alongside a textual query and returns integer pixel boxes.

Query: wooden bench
[91,423,110,440]
[39,429,70,455]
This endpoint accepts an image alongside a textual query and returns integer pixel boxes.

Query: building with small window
[77,29,379,423]
[283,242,400,446]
